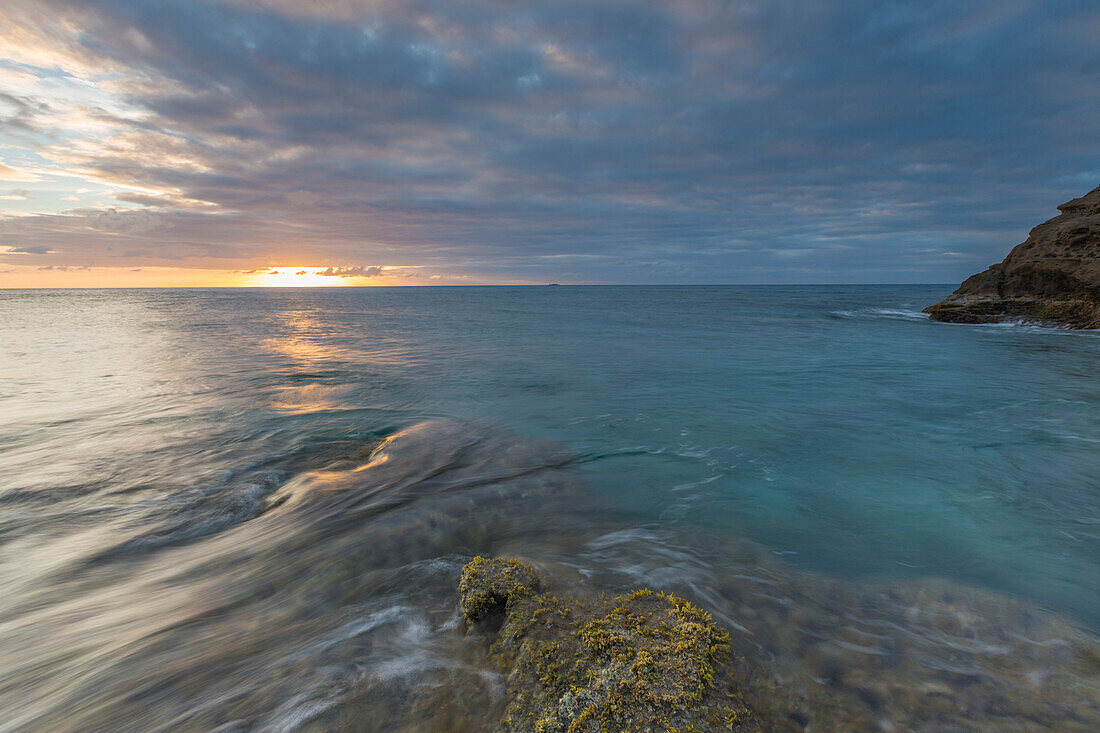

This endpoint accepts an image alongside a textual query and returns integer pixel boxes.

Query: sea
[1,285,1098,731]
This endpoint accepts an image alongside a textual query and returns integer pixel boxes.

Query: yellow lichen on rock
[458,557,773,732]
[458,556,541,624]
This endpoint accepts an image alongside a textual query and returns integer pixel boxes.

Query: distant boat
[548,283,560,286]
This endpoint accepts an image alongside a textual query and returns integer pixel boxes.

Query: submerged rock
[458,556,786,732]
[924,185,1100,328]
[571,529,1100,732]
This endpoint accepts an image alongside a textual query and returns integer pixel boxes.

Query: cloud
[0,163,38,181]
[4,244,54,254]
[0,188,33,200]
[317,265,384,278]
[0,89,46,135]
[0,0,1097,282]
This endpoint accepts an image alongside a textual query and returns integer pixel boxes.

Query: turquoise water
[1,286,1098,730]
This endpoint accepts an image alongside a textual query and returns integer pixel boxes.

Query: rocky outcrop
[457,556,799,732]
[925,185,1100,328]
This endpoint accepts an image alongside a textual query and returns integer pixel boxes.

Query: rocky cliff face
[924,185,1100,328]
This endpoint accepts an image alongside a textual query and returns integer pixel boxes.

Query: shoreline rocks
[924,185,1100,328]
[458,556,796,732]
[457,553,1100,732]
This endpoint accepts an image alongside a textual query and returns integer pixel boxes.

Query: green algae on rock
[458,558,772,732]
[459,556,541,624]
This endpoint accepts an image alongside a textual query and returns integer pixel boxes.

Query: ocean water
[1,285,1098,731]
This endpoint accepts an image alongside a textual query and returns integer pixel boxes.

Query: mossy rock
[459,556,541,624]
[459,558,779,732]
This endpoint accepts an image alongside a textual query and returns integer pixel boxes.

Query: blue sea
[1,286,1098,731]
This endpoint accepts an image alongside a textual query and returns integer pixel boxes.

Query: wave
[828,307,930,321]
[0,419,585,733]
[828,307,1100,335]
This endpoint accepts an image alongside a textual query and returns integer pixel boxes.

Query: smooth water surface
[1,286,1098,731]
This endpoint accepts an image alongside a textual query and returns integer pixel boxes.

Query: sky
[0,0,1098,287]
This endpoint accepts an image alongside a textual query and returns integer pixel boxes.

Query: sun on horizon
[0,263,494,288]
[246,268,366,287]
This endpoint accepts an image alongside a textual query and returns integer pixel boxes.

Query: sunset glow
[2,0,1095,287]
[0,264,486,288]
[246,268,378,287]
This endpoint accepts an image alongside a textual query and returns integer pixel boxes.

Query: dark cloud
[0,91,46,135]
[1,0,1098,282]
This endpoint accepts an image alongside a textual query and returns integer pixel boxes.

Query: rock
[458,557,795,732]
[924,185,1100,328]
[459,556,541,624]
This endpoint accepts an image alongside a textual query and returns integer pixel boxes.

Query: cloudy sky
[1,0,1097,286]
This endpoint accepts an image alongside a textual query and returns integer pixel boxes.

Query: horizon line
[0,282,957,290]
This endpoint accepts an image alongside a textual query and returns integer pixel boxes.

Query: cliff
[924,185,1100,328]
